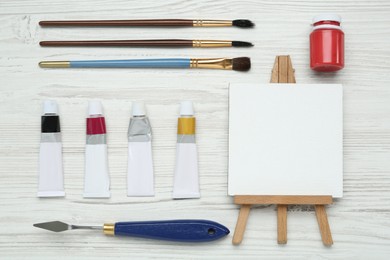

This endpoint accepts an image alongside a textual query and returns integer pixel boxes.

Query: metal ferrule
[193,20,232,27]
[190,58,233,70]
[39,61,70,68]
[128,117,152,142]
[192,40,232,48]
[103,223,115,235]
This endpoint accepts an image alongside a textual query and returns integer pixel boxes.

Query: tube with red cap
[84,101,110,198]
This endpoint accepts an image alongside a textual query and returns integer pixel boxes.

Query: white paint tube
[83,101,110,198]
[172,101,200,199]
[38,100,65,197]
[127,102,154,196]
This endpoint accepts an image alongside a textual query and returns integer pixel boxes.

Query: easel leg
[232,205,251,245]
[277,204,288,244]
[315,205,333,246]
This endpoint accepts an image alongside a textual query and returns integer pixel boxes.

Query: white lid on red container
[312,13,341,24]
[88,100,103,116]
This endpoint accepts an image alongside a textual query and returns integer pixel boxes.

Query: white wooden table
[1,0,389,259]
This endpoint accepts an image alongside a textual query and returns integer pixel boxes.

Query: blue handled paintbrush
[39,57,251,71]
[33,220,230,242]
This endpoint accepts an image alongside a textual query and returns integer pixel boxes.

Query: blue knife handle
[70,58,190,68]
[114,219,230,242]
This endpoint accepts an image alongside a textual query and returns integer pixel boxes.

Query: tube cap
[88,101,103,116]
[132,102,146,116]
[180,101,194,116]
[43,100,58,114]
[312,13,341,24]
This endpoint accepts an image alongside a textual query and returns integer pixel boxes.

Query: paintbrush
[39,19,254,28]
[39,57,251,71]
[39,39,254,48]
[33,220,230,242]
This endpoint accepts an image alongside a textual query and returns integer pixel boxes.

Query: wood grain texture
[0,0,390,259]
[315,205,334,247]
[232,204,251,245]
[277,205,288,244]
[234,195,333,205]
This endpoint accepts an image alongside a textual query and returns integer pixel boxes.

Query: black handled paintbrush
[39,39,254,48]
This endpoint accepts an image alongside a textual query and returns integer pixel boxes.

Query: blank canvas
[228,84,343,198]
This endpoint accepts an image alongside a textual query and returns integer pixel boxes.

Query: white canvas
[228,84,343,198]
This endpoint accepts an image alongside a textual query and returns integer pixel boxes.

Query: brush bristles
[232,57,251,71]
[232,41,254,47]
[232,19,254,28]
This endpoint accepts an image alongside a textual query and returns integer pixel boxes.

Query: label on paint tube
[127,117,154,197]
[38,141,65,197]
[84,144,110,198]
[173,142,200,198]
[84,125,110,198]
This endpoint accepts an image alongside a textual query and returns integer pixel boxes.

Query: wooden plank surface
[0,0,390,258]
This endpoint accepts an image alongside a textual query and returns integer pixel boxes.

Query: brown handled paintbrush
[39,19,254,28]
[39,39,253,48]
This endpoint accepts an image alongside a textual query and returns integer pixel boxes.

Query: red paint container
[310,14,344,72]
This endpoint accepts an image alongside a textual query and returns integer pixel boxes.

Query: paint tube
[172,101,200,199]
[38,100,65,197]
[127,102,154,196]
[83,101,110,198]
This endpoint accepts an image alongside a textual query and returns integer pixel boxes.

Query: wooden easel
[232,55,334,247]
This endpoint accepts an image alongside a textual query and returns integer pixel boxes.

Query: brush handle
[40,39,194,47]
[113,219,230,242]
[70,58,190,68]
[39,19,194,27]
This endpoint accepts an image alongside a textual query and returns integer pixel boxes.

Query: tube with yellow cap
[173,101,200,199]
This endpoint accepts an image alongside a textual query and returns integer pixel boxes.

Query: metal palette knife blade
[33,221,70,232]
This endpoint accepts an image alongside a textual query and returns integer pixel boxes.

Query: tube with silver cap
[127,102,154,197]
[172,101,200,199]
